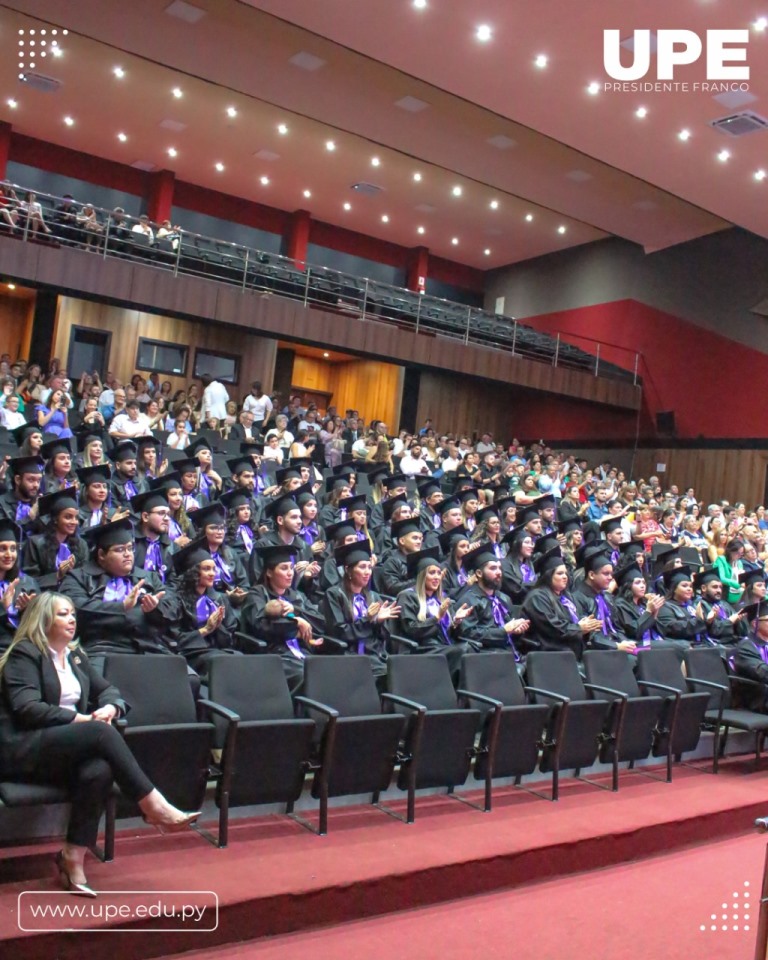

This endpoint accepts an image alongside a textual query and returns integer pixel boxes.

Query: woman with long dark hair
[320,540,400,676]
[0,593,199,896]
[76,464,117,529]
[439,527,473,600]
[612,563,675,651]
[187,502,248,606]
[500,526,537,603]
[42,438,77,494]
[222,489,257,559]
[22,489,88,589]
[0,519,39,651]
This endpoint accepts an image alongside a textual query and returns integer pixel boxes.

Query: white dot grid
[16,28,63,71]
[701,880,755,932]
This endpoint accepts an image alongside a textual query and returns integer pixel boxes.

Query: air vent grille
[710,112,768,137]
[351,182,384,196]
[19,73,61,93]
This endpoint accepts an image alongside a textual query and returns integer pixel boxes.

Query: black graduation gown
[248,532,313,589]
[77,504,118,529]
[732,636,768,712]
[394,587,471,675]
[110,472,147,509]
[21,533,89,590]
[500,554,536,604]
[655,600,709,643]
[698,597,745,645]
[320,586,388,674]
[59,562,174,655]
[612,596,689,661]
[521,587,585,658]
[441,562,471,601]
[376,550,412,598]
[0,492,39,538]
[572,582,620,649]
[133,531,173,584]
[0,573,40,652]
[162,587,239,676]
[455,584,522,654]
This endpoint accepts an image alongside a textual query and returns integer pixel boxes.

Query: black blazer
[0,639,127,777]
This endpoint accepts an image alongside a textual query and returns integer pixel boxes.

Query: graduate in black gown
[611,562,688,661]
[320,540,400,677]
[395,546,473,678]
[500,525,537,604]
[221,488,257,562]
[439,526,472,600]
[76,463,118,529]
[0,519,39,651]
[22,489,88,590]
[186,501,249,607]
[731,601,768,712]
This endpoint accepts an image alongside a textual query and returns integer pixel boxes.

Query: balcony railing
[4,185,641,385]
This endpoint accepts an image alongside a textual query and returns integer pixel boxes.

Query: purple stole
[168,517,183,541]
[0,580,19,626]
[351,593,368,654]
[559,594,580,623]
[144,538,165,581]
[426,596,452,644]
[595,594,616,636]
[104,577,132,602]
[55,542,72,569]
[238,525,254,554]
[211,551,233,586]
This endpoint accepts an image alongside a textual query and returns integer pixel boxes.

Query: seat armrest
[235,631,267,651]
[584,682,628,700]
[293,695,339,720]
[685,677,727,693]
[636,679,681,696]
[729,675,766,690]
[456,689,503,710]
[197,698,240,725]
[380,692,427,714]
[388,633,419,651]
[317,636,348,652]
[524,685,571,705]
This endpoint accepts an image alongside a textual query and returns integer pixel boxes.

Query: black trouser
[25,722,155,848]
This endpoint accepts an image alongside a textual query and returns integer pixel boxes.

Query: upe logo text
[604,30,749,82]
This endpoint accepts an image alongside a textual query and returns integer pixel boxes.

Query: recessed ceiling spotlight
[484,248,492,256]
[6,99,17,109]
[277,123,289,135]
[635,106,648,118]
[303,189,312,198]
[753,16,768,31]
[117,132,128,142]
[451,237,459,245]
[557,225,567,234]
[51,46,62,58]
[489,200,499,210]
[343,202,351,211]
[172,87,183,98]
[7,283,16,290]
[417,226,425,234]
[717,149,730,162]
[678,128,691,141]
[587,82,601,95]
[214,162,224,172]
[534,54,548,68]
[525,213,534,222]
[413,172,422,182]
[476,24,493,42]
[260,176,270,185]
[371,156,381,167]
[167,146,177,157]
[452,185,463,197]
[63,115,74,126]
[325,140,336,151]
[113,66,125,79]
[226,106,237,118]
[755,169,767,181]
[381,214,390,223]
[323,352,330,358]
[413,0,427,8]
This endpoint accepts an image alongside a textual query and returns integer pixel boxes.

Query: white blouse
[50,650,81,712]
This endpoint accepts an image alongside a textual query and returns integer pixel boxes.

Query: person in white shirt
[242,381,273,428]
[0,393,25,430]
[201,376,230,422]
[399,443,432,477]
[264,414,294,450]
[108,401,150,439]
[166,418,191,450]
[262,433,284,463]
[131,214,154,243]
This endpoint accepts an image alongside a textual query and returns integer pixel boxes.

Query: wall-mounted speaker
[656,410,676,435]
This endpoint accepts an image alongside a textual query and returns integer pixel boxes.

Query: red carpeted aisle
[161,833,767,960]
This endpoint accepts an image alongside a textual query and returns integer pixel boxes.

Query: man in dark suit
[228,410,261,445]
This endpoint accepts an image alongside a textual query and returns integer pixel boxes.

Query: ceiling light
[413,172,422,182]
[172,87,183,98]
[489,200,499,210]
[6,99,17,109]
[343,202,351,211]
[754,16,768,31]
[717,149,730,162]
[323,352,330,358]
[226,106,237,118]
[635,106,648,118]
[557,225,567,234]
[452,185,463,197]
[451,237,459,245]
[484,249,492,256]
[167,147,177,157]
[413,0,427,8]
[325,140,336,151]
[260,175,270,186]
[371,156,381,167]
[678,128,691,141]
[525,213,534,222]
[587,82,600,95]
[113,66,125,79]
[117,132,128,142]
[755,169,767,181]
[7,284,16,290]
[381,214,390,223]
[215,162,225,172]
[476,24,493,42]
[51,46,62,58]
[63,116,74,126]
[303,189,312,198]
[417,226,425,234]
[534,54,548,68]
[277,123,289,135]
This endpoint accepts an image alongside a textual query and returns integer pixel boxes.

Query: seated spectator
[35,388,73,439]
[0,519,39,651]
[75,203,104,248]
[17,191,52,236]
[0,592,200,896]
[109,400,150,439]
[0,182,19,232]
[265,414,294,450]
[262,432,283,463]
[131,214,154,243]
[155,219,182,249]
[166,418,192,450]
[0,391,25,430]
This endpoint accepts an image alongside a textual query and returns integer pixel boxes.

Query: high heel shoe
[141,810,201,835]
[54,852,97,898]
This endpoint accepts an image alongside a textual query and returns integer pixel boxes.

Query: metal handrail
[0,183,641,386]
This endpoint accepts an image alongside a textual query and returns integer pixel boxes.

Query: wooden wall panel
[291,355,403,430]
[0,293,34,361]
[632,448,768,508]
[416,371,513,439]
[292,356,334,393]
[53,297,276,400]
